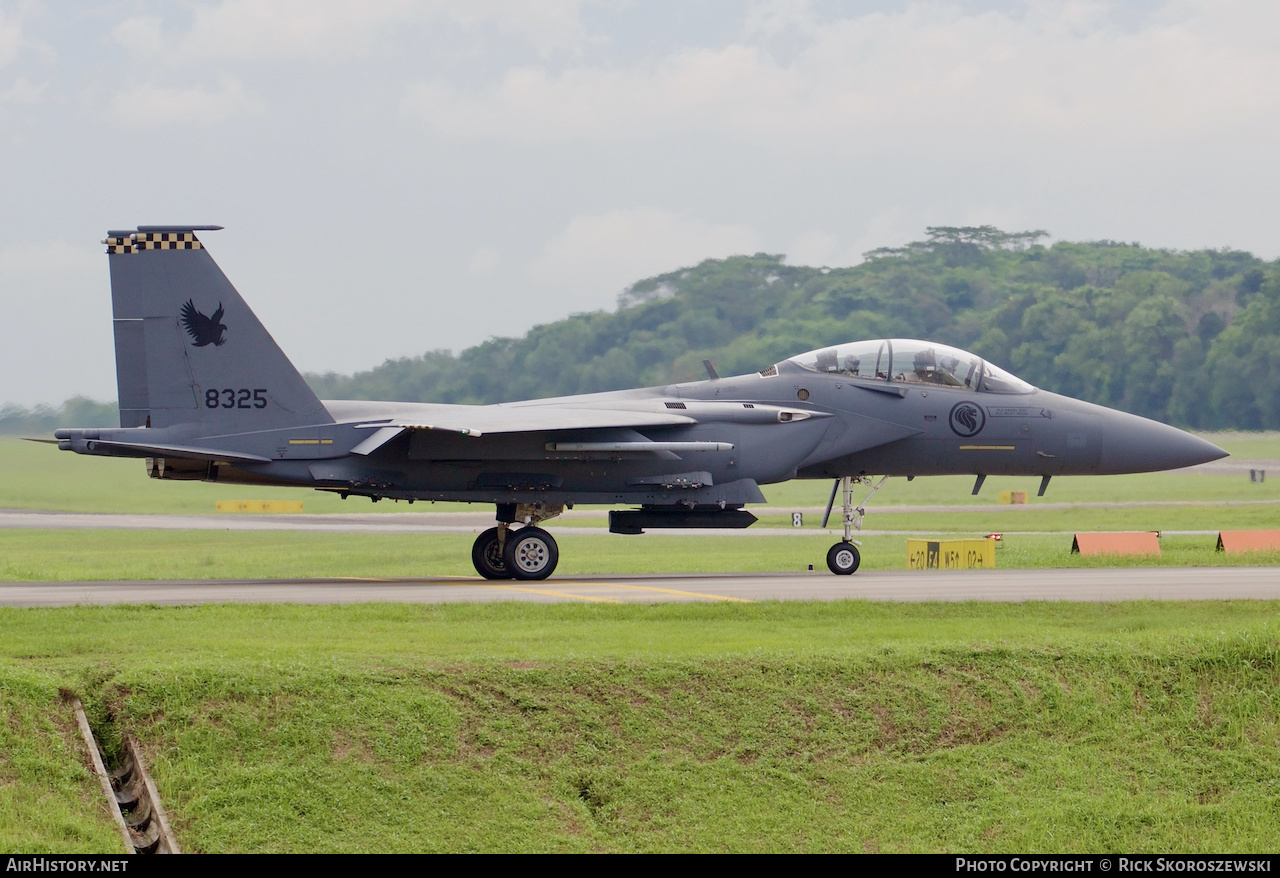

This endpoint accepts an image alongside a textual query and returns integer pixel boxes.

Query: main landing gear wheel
[826,542,860,575]
[503,526,559,580]
[471,527,511,580]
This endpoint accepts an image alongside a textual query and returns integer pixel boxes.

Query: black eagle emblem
[180,299,227,347]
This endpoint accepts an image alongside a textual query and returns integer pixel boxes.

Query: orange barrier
[1070,532,1160,556]
[1216,530,1280,553]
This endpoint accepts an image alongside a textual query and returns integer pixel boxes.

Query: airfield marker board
[1071,532,1161,556]
[1216,530,1280,553]
[907,538,996,570]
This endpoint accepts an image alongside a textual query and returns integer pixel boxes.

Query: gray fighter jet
[54,226,1227,578]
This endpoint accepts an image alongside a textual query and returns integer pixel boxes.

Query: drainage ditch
[72,698,180,854]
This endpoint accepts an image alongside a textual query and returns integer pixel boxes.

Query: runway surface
[3,567,1278,607]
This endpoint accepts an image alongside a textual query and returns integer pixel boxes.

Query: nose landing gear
[822,475,886,575]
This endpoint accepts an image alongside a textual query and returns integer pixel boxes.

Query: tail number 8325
[205,389,269,409]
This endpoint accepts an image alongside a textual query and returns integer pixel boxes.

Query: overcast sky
[2,0,1278,405]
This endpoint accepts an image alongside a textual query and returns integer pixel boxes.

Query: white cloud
[402,2,1280,151]
[469,245,502,276]
[0,7,52,69]
[743,0,820,40]
[783,230,847,269]
[110,16,165,60]
[403,44,788,142]
[118,0,592,66]
[527,208,762,311]
[0,10,22,68]
[176,0,414,62]
[105,74,265,127]
[441,0,596,58]
[0,239,98,282]
[0,241,113,407]
[0,75,44,105]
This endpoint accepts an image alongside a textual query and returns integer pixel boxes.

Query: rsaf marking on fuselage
[55,226,1226,579]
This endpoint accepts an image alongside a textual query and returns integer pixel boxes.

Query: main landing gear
[470,503,563,581]
[821,475,887,575]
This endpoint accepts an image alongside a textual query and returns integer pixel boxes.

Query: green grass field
[3,601,1278,853]
[0,673,124,854]
[2,530,1279,582]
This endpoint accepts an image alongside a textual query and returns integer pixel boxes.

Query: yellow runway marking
[488,584,620,603]
[569,582,753,603]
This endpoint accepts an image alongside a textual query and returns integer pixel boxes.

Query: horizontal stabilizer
[68,438,271,463]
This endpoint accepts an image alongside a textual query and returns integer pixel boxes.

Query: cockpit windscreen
[780,339,1034,394]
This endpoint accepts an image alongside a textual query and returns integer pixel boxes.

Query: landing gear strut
[469,503,563,581]
[822,475,887,575]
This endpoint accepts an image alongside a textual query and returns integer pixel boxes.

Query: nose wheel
[826,542,861,575]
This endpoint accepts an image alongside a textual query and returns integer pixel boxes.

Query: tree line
[7,227,1278,433]
[307,227,1280,430]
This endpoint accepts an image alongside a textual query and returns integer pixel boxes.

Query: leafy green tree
[299,228,1280,429]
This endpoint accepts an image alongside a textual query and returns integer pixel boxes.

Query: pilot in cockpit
[912,348,966,386]
[912,348,938,382]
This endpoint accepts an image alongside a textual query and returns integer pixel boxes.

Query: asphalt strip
[2,568,1278,607]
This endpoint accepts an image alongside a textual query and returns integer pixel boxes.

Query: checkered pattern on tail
[105,232,203,255]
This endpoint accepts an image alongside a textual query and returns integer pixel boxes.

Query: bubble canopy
[780,339,1034,394]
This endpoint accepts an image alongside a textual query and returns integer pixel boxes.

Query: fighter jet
[54,226,1227,579]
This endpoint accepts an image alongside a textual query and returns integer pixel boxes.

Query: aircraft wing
[334,398,824,456]
[353,406,696,437]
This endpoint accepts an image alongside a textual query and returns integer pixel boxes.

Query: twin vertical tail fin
[107,226,332,431]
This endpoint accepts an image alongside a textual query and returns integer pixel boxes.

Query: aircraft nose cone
[1099,415,1227,474]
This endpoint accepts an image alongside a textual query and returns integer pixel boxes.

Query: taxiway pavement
[2,567,1277,608]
